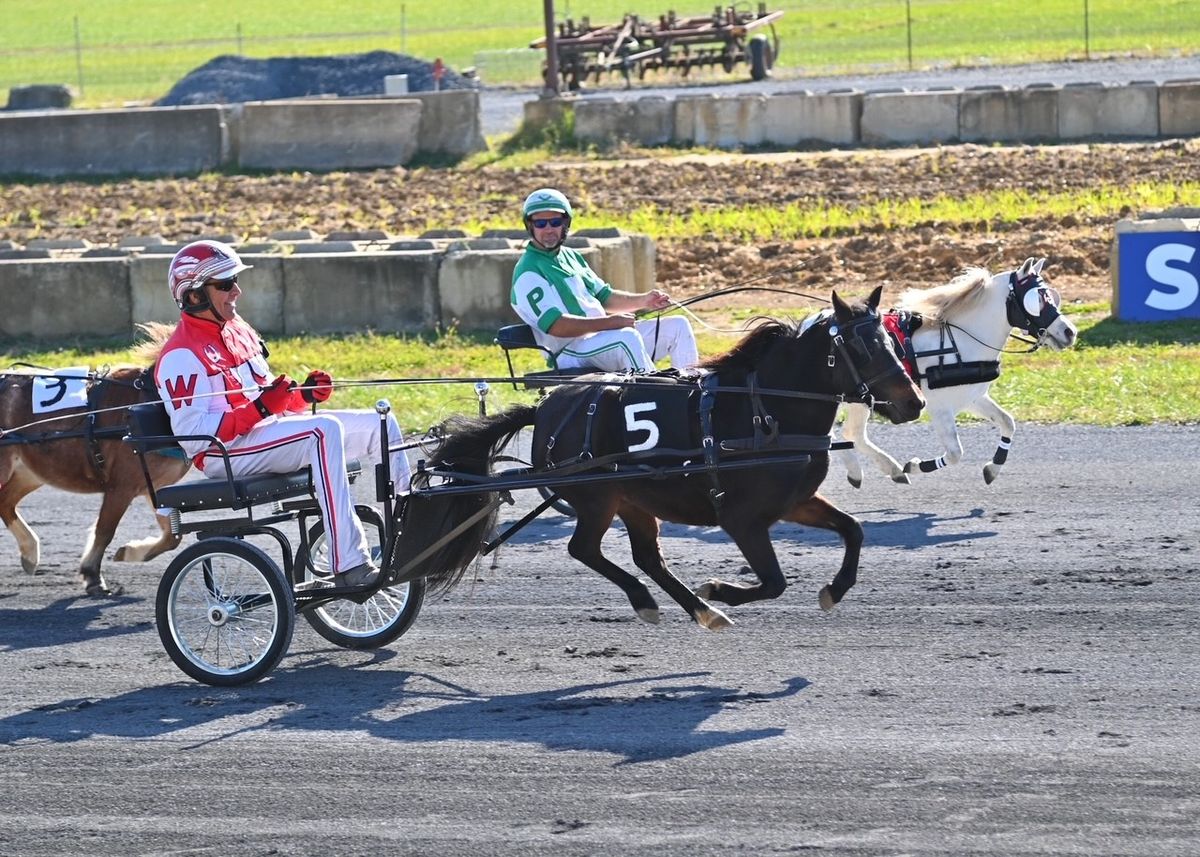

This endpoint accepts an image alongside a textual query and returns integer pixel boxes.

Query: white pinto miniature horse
[839,258,1078,487]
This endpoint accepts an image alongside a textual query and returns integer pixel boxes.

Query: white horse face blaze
[1041,313,1078,351]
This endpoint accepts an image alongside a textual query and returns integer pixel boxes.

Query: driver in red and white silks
[154,240,410,585]
[510,188,699,373]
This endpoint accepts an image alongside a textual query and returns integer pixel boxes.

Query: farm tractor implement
[532,4,783,90]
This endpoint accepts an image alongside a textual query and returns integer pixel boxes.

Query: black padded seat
[124,401,360,512]
[155,469,315,511]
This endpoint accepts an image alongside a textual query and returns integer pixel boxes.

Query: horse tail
[130,321,175,364]
[393,404,537,594]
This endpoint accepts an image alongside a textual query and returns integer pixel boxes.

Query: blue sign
[1117,232,1200,321]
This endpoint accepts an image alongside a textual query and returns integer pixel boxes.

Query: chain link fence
[3,1,1198,106]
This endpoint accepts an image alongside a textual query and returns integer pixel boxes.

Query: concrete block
[590,238,635,295]
[0,259,130,340]
[682,95,766,148]
[237,99,422,170]
[763,90,862,146]
[388,240,439,251]
[0,249,50,260]
[960,85,1058,143]
[1058,82,1159,139]
[438,245,601,331]
[289,242,358,253]
[410,90,487,157]
[1159,80,1200,137]
[628,233,657,293]
[420,229,469,239]
[438,248,524,330]
[28,238,91,250]
[281,253,440,334]
[574,98,632,146]
[269,229,321,241]
[326,229,389,242]
[574,228,621,239]
[862,90,961,145]
[673,94,715,145]
[0,106,226,177]
[119,234,166,248]
[632,96,674,146]
[521,96,575,132]
[130,254,286,334]
[482,229,529,240]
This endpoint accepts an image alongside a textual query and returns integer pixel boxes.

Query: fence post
[905,0,913,71]
[74,16,85,95]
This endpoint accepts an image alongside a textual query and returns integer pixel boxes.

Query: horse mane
[697,317,802,373]
[897,267,992,324]
[129,321,175,364]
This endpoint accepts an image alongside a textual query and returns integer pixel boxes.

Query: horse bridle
[827,311,910,407]
[1006,271,1064,342]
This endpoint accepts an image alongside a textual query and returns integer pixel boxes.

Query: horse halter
[1006,271,1063,341]
[827,311,908,407]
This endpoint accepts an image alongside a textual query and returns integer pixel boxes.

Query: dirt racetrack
[1,422,1198,855]
[5,139,1200,310]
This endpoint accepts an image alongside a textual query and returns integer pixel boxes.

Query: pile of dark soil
[156,50,474,106]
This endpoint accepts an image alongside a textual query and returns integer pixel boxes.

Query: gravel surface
[1,422,1197,855]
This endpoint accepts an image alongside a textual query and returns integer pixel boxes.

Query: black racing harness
[541,311,904,513]
[884,269,1063,390]
[0,367,162,484]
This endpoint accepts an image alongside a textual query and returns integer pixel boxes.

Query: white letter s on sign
[1144,243,1199,311]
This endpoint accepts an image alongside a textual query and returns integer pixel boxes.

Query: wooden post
[543,0,561,96]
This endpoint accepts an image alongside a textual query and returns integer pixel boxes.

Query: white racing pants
[200,409,410,574]
[555,316,699,373]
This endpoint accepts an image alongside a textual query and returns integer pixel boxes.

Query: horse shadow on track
[497,501,995,554]
[0,594,148,653]
[0,666,810,765]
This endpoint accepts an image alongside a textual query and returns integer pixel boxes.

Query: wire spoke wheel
[292,505,424,649]
[156,538,294,686]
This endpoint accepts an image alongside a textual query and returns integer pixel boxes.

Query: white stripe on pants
[556,317,699,372]
[201,413,368,574]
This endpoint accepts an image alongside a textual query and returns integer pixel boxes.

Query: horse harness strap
[84,379,110,484]
[914,324,1000,390]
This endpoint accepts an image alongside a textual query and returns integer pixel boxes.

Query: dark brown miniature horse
[0,329,190,595]
[396,288,924,628]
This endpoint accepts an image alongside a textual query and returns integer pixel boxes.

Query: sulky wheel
[156,538,295,686]
[292,505,425,649]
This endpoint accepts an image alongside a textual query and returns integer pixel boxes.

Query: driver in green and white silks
[510,188,699,372]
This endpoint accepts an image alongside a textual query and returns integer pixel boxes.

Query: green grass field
[2,0,1198,105]
[3,305,1196,431]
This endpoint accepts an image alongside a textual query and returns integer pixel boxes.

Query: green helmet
[522,188,573,220]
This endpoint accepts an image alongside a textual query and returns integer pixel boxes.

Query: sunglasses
[207,277,239,291]
[531,216,566,229]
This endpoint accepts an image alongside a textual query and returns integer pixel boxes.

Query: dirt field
[4,139,1199,308]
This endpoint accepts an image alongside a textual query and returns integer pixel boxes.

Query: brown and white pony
[0,323,189,595]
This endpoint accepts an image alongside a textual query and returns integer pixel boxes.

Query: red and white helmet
[168,240,251,309]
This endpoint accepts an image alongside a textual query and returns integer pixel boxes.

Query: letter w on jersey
[165,374,198,409]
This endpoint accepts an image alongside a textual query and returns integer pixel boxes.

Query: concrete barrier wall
[0,93,484,178]
[0,106,226,177]
[0,232,654,342]
[1159,79,1200,137]
[552,78,1195,150]
[239,100,423,171]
